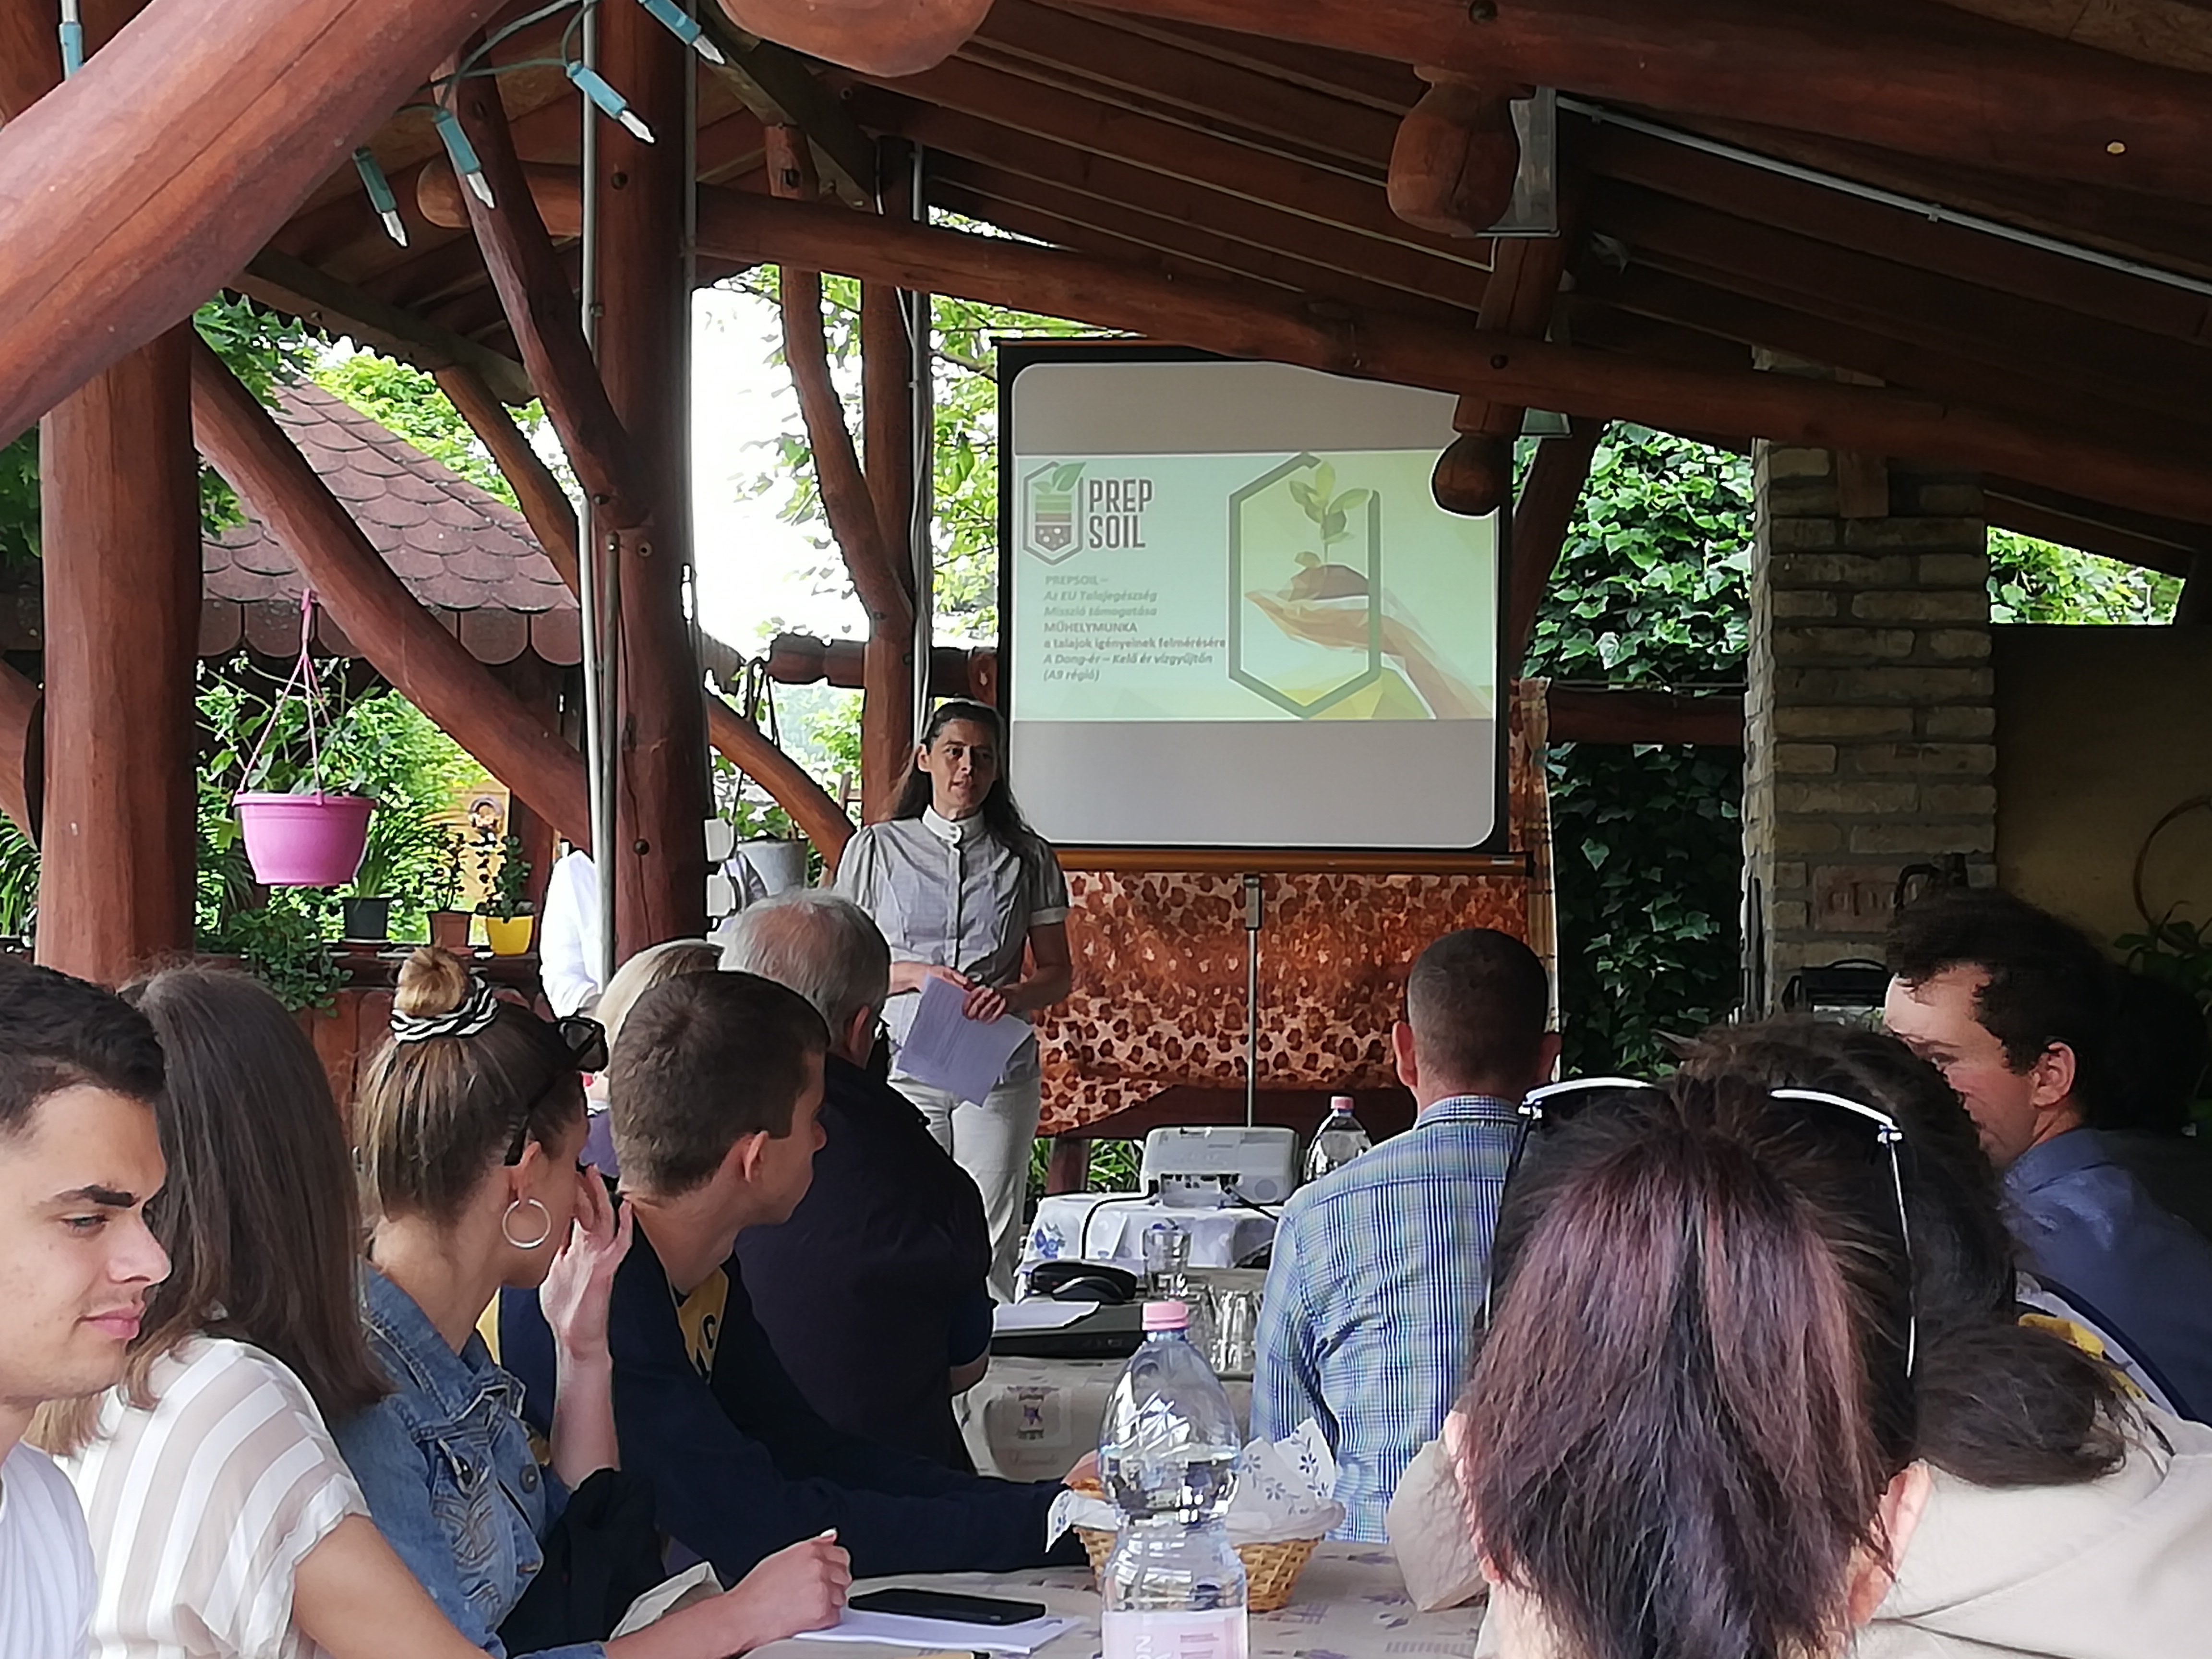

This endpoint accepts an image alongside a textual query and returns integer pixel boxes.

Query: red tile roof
[201,382,580,666]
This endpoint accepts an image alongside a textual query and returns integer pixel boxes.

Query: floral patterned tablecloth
[754,1543,1486,1659]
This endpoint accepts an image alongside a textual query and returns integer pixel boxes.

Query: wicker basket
[1074,1528,1320,1614]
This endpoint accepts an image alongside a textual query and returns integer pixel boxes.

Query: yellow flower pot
[483,915,535,957]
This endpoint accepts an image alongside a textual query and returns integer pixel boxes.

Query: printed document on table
[793,1611,1078,1654]
[898,974,1030,1106]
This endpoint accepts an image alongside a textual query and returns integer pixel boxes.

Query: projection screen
[1001,345,1504,852]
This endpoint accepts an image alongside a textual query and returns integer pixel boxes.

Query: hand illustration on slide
[1246,580,1484,720]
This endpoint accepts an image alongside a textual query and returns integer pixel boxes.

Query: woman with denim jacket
[333,949,851,1659]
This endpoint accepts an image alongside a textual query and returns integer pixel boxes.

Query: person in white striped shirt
[0,960,171,1659]
[31,968,531,1659]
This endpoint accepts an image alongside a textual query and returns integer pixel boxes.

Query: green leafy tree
[1989,529,2180,624]
[1526,427,1753,1073]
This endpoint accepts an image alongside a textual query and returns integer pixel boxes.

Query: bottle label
[1103,1610,1249,1659]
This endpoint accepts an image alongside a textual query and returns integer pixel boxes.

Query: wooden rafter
[190,340,591,843]
[697,191,2212,524]
[1082,0,2212,204]
[1923,0,2212,76]
[694,11,875,205]
[449,54,652,530]
[706,697,855,863]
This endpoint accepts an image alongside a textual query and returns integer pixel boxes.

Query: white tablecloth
[751,1543,1484,1659]
[1022,1193,1277,1281]
[959,1357,1255,1483]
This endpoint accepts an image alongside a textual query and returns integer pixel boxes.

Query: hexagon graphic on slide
[1228,452,1382,718]
[1020,460,1086,564]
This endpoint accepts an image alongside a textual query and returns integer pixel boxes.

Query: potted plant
[427,829,473,952]
[479,832,535,956]
[339,806,412,943]
[733,797,808,895]
[232,595,376,888]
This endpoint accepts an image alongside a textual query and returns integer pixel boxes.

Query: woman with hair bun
[334,949,849,1659]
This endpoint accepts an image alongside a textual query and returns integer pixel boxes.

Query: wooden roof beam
[695,10,875,206]
[1082,0,2212,205]
[0,0,508,445]
[928,164,1472,322]
[717,0,988,76]
[1438,230,1571,514]
[1923,0,2212,76]
[1575,261,2212,453]
[694,190,2212,525]
[1590,181,2212,427]
[240,249,534,405]
[854,89,1494,307]
[967,0,1401,171]
[856,57,1495,272]
[1508,421,1605,675]
[449,51,653,530]
[1568,114,2212,349]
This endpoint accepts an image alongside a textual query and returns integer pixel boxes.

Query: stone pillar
[1743,445,1996,1009]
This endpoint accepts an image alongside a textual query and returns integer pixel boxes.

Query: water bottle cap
[1330,1094,1355,1111]
[1142,1300,1190,1332]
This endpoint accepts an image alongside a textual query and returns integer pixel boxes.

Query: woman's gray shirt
[836,807,1069,1083]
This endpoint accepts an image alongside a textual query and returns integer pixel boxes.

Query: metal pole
[1244,873,1263,1127]
[907,145,934,738]
[577,0,617,990]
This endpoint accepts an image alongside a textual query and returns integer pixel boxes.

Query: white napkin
[612,1563,724,1636]
[1049,1421,1346,1546]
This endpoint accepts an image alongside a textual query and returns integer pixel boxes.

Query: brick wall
[1743,444,1996,1007]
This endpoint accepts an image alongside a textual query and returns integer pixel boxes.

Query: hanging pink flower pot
[230,590,377,888]
[233,792,374,888]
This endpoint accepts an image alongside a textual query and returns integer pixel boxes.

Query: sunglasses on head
[502,1014,611,1166]
[1480,1075,1918,1376]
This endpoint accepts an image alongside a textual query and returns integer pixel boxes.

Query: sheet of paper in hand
[898,974,1032,1106]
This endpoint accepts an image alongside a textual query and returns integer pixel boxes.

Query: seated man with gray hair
[725,891,996,1466]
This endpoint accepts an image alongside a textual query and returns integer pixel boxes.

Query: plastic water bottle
[1302,1096,1372,1183]
[1098,1302,1248,1659]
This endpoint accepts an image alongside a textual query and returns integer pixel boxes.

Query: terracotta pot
[429,911,473,952]
[233,793,373,888]
[719,0,988,74]
[484,914,535,957]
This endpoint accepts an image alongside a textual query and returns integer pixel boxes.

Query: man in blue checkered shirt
[1252,929,1557,1541]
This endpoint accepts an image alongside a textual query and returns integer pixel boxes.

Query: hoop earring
[502,1197,554,1250]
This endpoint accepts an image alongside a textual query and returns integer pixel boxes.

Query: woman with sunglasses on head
[34,965,546,1659]
[334,948,850,1659]
[1436,1020,2212,1659]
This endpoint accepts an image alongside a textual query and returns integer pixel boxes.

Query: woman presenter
[837,699,1073,1299]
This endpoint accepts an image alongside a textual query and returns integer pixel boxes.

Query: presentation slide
[1004,350,1501,852]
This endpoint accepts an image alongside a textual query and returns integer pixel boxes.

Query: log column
[860,139,924,820]
[599,2,708,956]
[36,326,200,983]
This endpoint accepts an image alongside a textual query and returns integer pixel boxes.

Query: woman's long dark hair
[1462,1073,1917,1659]
[890,699,1037,843]
[37,966,388,1454]
[1675,1022,2130,1487]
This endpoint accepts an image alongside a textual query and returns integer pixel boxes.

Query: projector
[1139,1126,1299,1208]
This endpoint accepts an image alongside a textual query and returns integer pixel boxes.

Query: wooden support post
[1437,234,1568,517]
[192,341,591,844]
[860,139,924,822]
[37,326,199,983]
[0,664,40,843]
[1507,421,1605,675]
[598,0,709,956]
[0,0,505,444]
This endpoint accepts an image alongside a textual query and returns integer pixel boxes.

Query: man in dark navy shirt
[723,892,994,1467]
[501,970,1070,1583]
